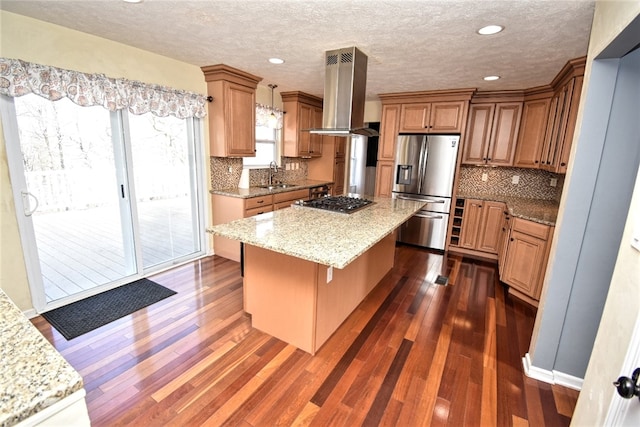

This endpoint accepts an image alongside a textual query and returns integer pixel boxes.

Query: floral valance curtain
[255,103,283,129]
[0,57,207,119]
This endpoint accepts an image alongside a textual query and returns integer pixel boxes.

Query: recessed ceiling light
[477,25,504,35]
[123,0,143,3]
[269,58,285,65]
[484,75,500,81]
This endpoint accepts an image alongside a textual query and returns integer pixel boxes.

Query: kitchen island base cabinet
[243,232,396,355]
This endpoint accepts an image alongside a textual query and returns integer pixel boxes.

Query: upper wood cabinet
[515,57,585,173]
[462,101,523,166]
[378,104,401,161]
[281,91,323,158]
[202,64,262,157]
[399,101,466,134]
[541,73,584,173]
[514,94,552,168]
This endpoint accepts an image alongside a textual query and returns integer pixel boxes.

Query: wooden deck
[32,247,580,426]
[32,197,200,302]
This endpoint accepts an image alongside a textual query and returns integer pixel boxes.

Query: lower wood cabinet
[451,198,554,306]
[212,188,310,261]
[500,217,554,306]
[456,198,505,255]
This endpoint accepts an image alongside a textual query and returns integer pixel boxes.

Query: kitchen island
[208,196,425,354]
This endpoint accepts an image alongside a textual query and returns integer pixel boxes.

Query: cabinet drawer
[512,217,550,240]
[273,188,309,204]
[245,205,274,217]
[245,195,273,210]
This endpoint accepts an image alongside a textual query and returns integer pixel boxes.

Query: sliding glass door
[1,94,204,311]
[127,113,202,269]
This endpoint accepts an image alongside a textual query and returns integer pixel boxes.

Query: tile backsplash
[210,157,308,190]
[457,166,564,201]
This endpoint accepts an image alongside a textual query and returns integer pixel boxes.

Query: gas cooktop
[298,196,374,214]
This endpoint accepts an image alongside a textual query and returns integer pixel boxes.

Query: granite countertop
[457,192,559,226]
[0,290,83,426]
[211,179,333,199]
[207,196,425,269]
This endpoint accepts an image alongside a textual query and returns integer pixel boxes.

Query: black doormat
[42,278,176,340]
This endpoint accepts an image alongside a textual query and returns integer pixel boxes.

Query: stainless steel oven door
[397,211,449,250]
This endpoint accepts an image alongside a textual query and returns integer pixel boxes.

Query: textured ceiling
[0,0,595,100]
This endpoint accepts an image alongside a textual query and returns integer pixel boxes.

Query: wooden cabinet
[399,101,466,134]
[333,158,346,196]
[245,194,274,216]
[514,96,552,168]
[333,136,346,195]
[501,218,553,305]
[307,135,347,195]
[201,64,262,157]
[462,102,523,166]
[497,209,511,272]
[540,75,584,173]
[281,91,323,158]
[374,160,394,197]
[212,188,310,261]
[457,198,505,254]
[274,189,309,210]
[335,137,346,158]
[449,198,465,247]
[378,104,401,161]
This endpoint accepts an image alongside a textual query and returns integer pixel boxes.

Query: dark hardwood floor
[31,244,579,426]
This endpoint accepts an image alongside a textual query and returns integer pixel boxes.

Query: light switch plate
[512,175,520,184]
[550,178,558,187]
[482,173,488,182]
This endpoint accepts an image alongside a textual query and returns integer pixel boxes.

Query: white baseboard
[522,353,583,391]
[22,308,37,319]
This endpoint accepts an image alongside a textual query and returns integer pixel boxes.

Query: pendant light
[268,84,279,129]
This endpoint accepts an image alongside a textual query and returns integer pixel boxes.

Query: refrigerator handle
[417,137,427,194]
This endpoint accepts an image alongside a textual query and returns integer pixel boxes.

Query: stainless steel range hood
[309,47,379,137]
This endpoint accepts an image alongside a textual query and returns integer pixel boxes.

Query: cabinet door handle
[561,162,566,166]
[510,238,514,241]
[257,200,264,204]
[535,160,539,164]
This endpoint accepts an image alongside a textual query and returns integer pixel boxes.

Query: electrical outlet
[228,166,233,173]
[512,175,520,184]
[550,178,558,187]
[327,266,333,283]
[482,172,488,182]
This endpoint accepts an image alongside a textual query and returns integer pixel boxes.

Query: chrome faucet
[268,161,278,186]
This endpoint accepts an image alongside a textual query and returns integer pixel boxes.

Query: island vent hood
[309,46,378,137]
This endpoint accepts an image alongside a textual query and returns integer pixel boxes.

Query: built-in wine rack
[450,197,465,247]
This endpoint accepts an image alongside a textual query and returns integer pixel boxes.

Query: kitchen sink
[258,183,298,190]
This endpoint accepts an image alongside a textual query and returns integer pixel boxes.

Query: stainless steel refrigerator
[392,134,460,250]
